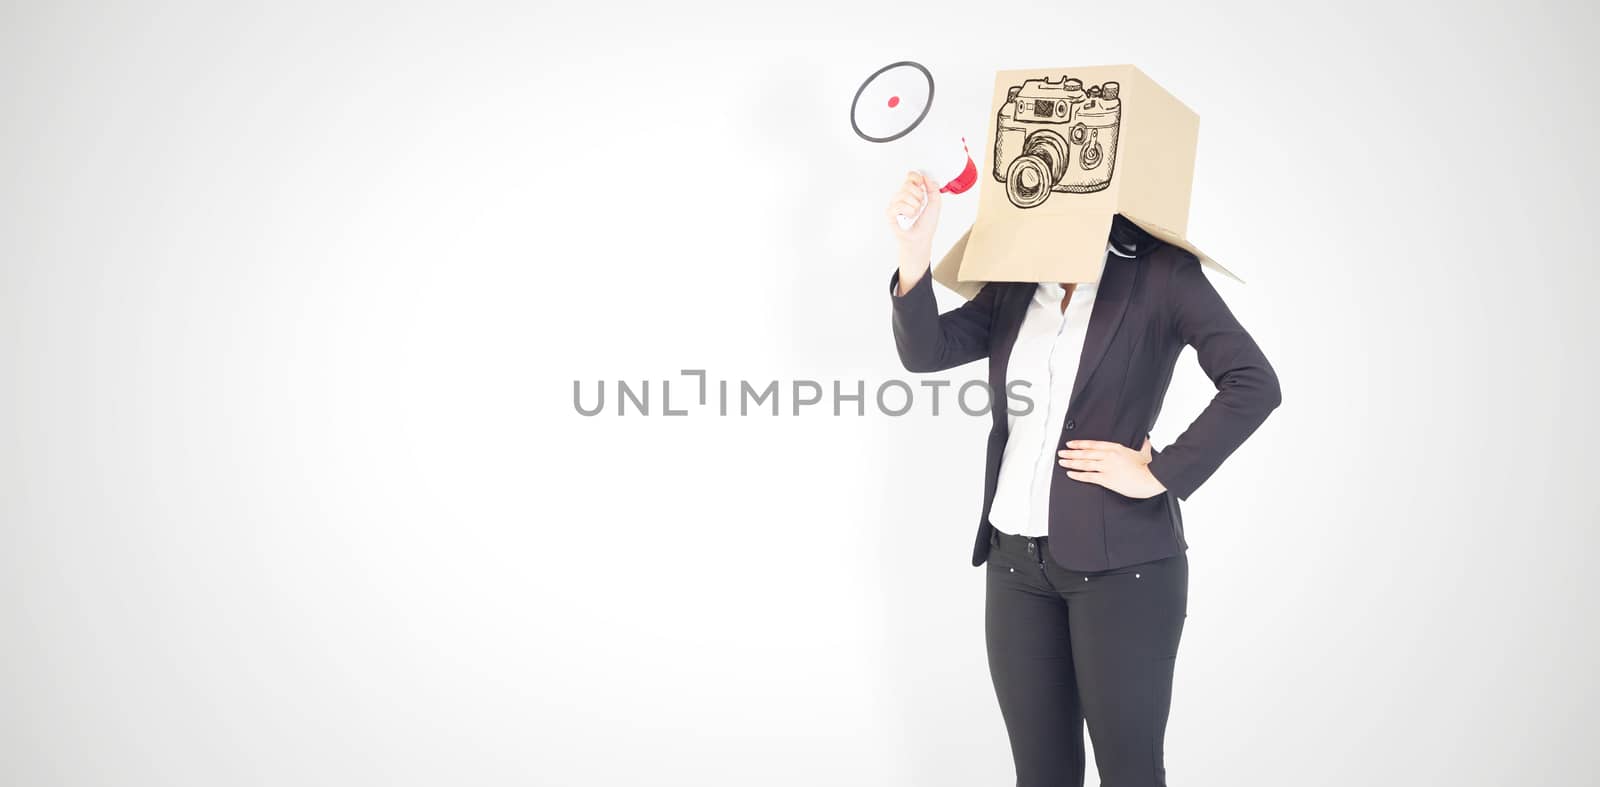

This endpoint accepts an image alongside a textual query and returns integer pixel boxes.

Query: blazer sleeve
[888,268,998,373]
[1146,257,1282,500]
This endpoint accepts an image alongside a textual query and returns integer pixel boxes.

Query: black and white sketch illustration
[849,61,934,143]
[993,75,1122,209]
[849,61,979,228]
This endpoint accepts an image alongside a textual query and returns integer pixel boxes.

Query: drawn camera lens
[1004,131,1070,209]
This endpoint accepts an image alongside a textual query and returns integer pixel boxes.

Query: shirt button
[1065,419,1076,430]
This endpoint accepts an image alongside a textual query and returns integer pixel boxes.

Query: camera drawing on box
[995,75,1121,209]
[930,64,1237,294]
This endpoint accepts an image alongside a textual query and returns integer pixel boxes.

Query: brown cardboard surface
[931,64,1238,297]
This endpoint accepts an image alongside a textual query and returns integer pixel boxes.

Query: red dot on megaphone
[850,61,933,143]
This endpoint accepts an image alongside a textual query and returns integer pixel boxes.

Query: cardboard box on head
[932,64,1239,300]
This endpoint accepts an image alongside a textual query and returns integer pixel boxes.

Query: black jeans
[985,528,1188,787]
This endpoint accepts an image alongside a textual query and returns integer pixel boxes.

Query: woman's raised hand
[886,171,941,251]
[887,171,941,296]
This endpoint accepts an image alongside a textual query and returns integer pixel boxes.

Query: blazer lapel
[989,283,1032,424]
[1068,254,1137,411]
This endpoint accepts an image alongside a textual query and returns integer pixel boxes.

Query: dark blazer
[890,243,1281,571]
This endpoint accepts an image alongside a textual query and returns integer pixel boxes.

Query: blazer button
[1065,419,1076,431]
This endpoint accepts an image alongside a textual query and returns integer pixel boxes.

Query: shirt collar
[1034,245,1116,305]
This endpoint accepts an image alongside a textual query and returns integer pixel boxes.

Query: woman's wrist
[895,245,932,295]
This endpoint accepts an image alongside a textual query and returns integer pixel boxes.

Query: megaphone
[850,61,979,230]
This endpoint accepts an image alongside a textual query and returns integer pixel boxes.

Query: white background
[3,1,1597,785]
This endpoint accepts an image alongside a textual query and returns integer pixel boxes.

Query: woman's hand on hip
[1058,437,1168,499]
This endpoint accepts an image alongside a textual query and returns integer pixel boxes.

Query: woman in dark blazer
[884,171,1280,787]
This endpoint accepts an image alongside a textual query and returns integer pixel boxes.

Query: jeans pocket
[986,549,1029,577]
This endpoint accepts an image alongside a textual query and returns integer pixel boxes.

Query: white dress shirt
[988,245,1129,537]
